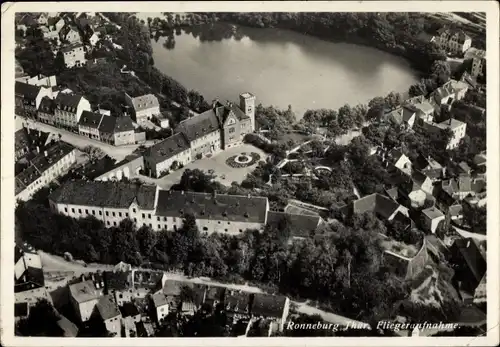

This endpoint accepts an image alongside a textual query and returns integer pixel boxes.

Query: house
[57,315,79,337]
[151,292,169,323]
[54,92,91,129]
[78,110,104,140]
[51,18,66,33]
[14,125,54,161]
[175,109,222,158]
[339,193,408,222]
[60,25,81,44]
[155,190,269,235]
[266,211,323,239]
[203,285,226,308]
[14,242,45,305]
[385,106,417,129]
[124,93,160,124]
[143,133,191,178]
[434,27,472,53]
[473,153,486,171]
[225,291,252,319]
[60,43,87,68]
[411,170,434,195]
[422,118,467,150]
[48,181,270,234]
[15,81,50,117]
[16,14,37,33]
[95,295,122,337]
[250,294,290,332]
[89,32,100,46]
[465,48,486,78]
[404,97,435,123]
[153,112,171,129]
[457,161,472,175]
[122,316,137,337]
[15,302,29,321]
[449,238,487,301]
[119,302,141,323]
[98,115,136,146]
[399,179,427,208]
[17,74,58,89]
[431,80,469,112]
[15,141,77,202]
[383,148,412,175]
[420,206,445,233]
[69,280,100,322]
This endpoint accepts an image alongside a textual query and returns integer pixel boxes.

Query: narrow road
[40,250,364,327]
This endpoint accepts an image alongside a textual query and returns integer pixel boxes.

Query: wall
[15,287,50,304]
[136,106,161,123]
[190,130,221,157]
[96,156,144,182]
[104,316,122,337]
[197,218,264,236]
[156,304,169,323]
[114,130,136,146]
[147,149,191,178]
[135,132,146,143]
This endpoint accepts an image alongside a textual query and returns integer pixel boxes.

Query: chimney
[37,146,40,153]
[27,127,30,134]
[466,240,471,248]
[44,150,48,157]
[181,191,184,195]
[449,118,452,126]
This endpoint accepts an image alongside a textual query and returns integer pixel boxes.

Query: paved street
[16,116,147,162]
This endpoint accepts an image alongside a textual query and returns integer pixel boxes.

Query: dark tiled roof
[14,267,45,292]
[162,279,183,297]
[15,81,41,101]
[120,302,140,317]
[225,291,251,313]
[175,110,220,141]
[78,111,103,129]
[385,187,399,201]
[156,191,268,223]
[97,295,121,320]
[458,175,472,192]
[411,170,430,187]
[452,238,486,283]
[250,293,287,319]
[55,92,83,111]
[49,181,157,210]
[448,204,463,217]
[29,141,75,175]
[204,285,226,304]
[129,94,159,112]
[15,128,31,152]
[266,211,321,238]
[114,116,135,132]
[97,114,116,134]
[15,166,41,194]
[351,193,400,220]
[38,96,56,114]
[103,271,131,292]
[60,43,84,53]
[145,133,190,164]
[152,292,168,307]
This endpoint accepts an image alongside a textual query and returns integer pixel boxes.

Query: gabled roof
[250,293,287,319]
[57,316,79,337]
[344,193,401,220]
[452,238,486,283]
[55,92,83,110]
[175,109,220,141]
[103,271,131,292]
[266,211,322,238]
[78,110,103,129]
[29,141,75,175]
[128,94,159,112]
[96,295,121,320]
[15,81,42,101]
[69,280,99,303]
[145,133,190,164]
[411,170,431,187]
[152,292,168,307]
[421,206,444,220]
[156,191,268,224]
[38,96,56,114]
[98,115,135,134]
[49,181,157,210]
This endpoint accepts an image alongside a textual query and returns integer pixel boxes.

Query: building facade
[124,93,161,124]
[143,133,191,178]
[434,28,472,53]
[54,93,91,130]
[69,280,100,322]
[78,110,103,140]
[49,182,270,235]
[61,44,87,68]
[15,82,50,117]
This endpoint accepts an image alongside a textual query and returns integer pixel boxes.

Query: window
[218,221,221,224]
[158,224,161,229]
[64,207,68,213]
[224,229,228,232]
[149,223,152,228]
[85,209,89,215]
[125,213,128,217]
[99,211,102,216]
[92,210,96,215]
[203,227,208,231]
[134,218,137,223]
[239,229,243,233]
[148,214,151,219]
[142,213,145,219]
[229,127,235,133]
[157,217,160,221]
[78,209,82,214]
[112,212,116,217]
[133,208,136,213]
[163,217,167,221]
[119,212,122,217]
[228,222,231,225]
[113,222,117,226]
[107,221,110,226]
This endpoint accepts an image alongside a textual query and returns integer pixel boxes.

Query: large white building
[143,132,192,178]
[422,118,467,150]
[48,181,269,235]
[465,48,486,78]
[69,280,100,322]
[124,93,161,124]
[60,43,87,68]
[54,92,91,130]
[15,141,77,202]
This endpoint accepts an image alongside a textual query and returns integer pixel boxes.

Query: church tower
[239,92,256,131]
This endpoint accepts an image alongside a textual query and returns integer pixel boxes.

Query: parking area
[137,144,269,189]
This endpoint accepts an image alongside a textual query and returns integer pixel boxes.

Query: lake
[148,22,418,119]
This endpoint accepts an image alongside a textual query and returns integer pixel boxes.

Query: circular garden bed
[226,152,261,168]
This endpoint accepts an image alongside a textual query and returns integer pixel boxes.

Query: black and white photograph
[1,1,499,346]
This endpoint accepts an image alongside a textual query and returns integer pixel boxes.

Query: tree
[367,97,385,121]
[16,299,63,337]
[54,51,66,73]
[430,60,451,85]
[384,91,402,111]
[82,145,105,161]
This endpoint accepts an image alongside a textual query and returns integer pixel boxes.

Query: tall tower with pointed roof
[239,92,256,131]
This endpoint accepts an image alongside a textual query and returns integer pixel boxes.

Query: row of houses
[382,78,469,150]
[64,268,290,337]
[15,78,147,146]
[14,125,77,202]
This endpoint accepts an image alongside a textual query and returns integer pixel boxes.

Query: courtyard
[137,144,269,189]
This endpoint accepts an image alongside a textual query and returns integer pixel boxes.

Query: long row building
[48,180,323,237]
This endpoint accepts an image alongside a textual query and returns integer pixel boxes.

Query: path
[40,251,363,327]
[17,116,143,162]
